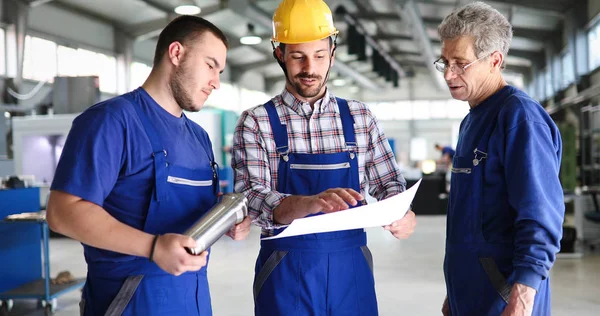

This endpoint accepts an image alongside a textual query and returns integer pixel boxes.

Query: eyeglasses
[433,54,490,75]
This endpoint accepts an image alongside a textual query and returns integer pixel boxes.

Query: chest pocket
[451,156,473,174]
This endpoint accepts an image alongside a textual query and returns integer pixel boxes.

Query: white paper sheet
[262,179,422,240]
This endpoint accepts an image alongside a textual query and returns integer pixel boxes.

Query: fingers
[176,253,208,275]
[316,188,364,212]
[384,211,417,239]
[178,235,199,250]
[330,189,358,206]
[344,188,364,202]
[228,216,251,240]
[320,192,348,211]
[314,197,334,212]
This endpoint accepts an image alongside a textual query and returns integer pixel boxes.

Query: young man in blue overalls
[47,16,251,315]
[232,1,417,315]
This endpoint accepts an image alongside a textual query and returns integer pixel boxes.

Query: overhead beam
[416,0,566,17]
[229,0,384,90]
[373,32,413,41]
[235,59,273,72]
[389,49,423,57]
[338,9,406,77]
[508,49,545,65]
[23,0,54,7]
[393,0,446,90]
[138,0,174,15]
[129,4,223,41]
[354,12,399,21]
[421,17,557,42]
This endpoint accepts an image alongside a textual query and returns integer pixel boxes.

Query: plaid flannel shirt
[232,88,406,236]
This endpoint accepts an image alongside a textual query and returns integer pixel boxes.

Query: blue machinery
[0,188,85,315]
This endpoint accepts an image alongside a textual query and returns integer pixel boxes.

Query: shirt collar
[279,88,338,116]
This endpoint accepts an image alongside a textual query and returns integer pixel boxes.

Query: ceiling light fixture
[332,78,346,86]
[240,23,262,45]
[174,5,201,15]
[348,86,360,93]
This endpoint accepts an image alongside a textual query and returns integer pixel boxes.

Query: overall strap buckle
[276,146,289,162]
[346,142,357,159]
[472,148,488,166]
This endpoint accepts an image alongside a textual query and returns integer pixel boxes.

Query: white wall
[590,0,600,21]
[20,135,57,183]
[133,39,157,64]
[379,118,462,166]
[28,4,115,53]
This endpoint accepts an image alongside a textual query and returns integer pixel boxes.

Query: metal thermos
[183,193,248,255]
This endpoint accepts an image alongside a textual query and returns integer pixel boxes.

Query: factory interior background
[0,0,599,315]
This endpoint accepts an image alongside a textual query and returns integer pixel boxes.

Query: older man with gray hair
[435,2,564,316]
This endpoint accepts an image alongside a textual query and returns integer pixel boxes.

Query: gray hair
[438,1,513,58]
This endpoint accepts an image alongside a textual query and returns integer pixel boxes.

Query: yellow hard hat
[272,0,339,44]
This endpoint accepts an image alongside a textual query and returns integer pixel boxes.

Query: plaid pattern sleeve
[232,89,406,235]
[231,108,291,230]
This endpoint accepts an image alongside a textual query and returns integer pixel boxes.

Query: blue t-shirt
[51,87,215,232]
[454,85,563,290]
[441,146,455,158]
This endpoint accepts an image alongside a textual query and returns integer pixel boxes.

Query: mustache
[295,73,321,80]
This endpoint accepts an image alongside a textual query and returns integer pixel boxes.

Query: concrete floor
[7,216,600,315]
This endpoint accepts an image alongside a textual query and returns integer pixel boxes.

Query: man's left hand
[383,210,416,239]
[226,216,251,240]
[501,283,536,316]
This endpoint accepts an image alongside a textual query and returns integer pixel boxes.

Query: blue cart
[0,188,85,315]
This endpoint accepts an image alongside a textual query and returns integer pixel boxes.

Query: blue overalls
[253,98,378,316]
[80,94,219,316]
[444,101,550,315]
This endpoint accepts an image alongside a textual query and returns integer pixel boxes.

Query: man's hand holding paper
[263,179,422,240]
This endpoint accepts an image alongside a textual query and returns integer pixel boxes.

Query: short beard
[292,72,325,98]
[169,57,197,113]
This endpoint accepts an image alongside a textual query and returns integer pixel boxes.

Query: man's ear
[274,46,284,62]
[489,51,504,72]
[168,41,185,66]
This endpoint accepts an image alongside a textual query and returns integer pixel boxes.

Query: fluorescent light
[421,159,436,174]
[348,86,360,93]
[332,78,346,86]
[4,112,10,119]
[174,5,201,15]
[240,35,262,45]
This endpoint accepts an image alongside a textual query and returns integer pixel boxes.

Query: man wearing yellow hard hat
[232,0,417,314]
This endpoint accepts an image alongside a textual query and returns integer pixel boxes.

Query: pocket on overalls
[79,299,85,316]
[478,257,511,304]
[104,275,144,316]
[253,250,288,301]
[360,246,374,274]
[448,156,476,242]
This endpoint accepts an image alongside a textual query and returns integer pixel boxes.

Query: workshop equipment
[183,193,248,255]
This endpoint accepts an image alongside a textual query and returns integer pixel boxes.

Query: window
[589,21,600,71]
[446,99,469,119]
[429,100,448,119]
[544,68,552,100]
[370,102,413,121]
[57,45,79,76]
[240,88,269,111]
[536,72,545,101]
[205,82,239,111]
[130,62,152,89]
[56,46,117,93]
[561,51,575,89]
[0,28,5,76]
[23,35,57,82]
[371,100,469,121]
[412,101,431,120]
[97,54,117,94]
